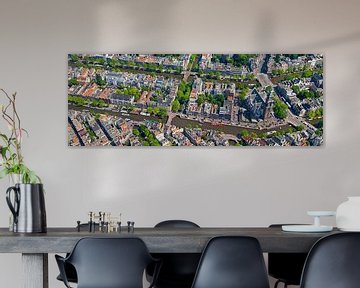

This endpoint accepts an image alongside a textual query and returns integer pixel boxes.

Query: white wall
[1,0,360,287]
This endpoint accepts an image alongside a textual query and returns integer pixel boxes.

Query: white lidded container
[336,197,360,231]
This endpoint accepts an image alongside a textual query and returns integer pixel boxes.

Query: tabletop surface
[0,227,340,253]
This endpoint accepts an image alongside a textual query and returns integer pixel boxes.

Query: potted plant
[0,88,46,233]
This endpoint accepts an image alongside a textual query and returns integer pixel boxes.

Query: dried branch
[0,88,39,183]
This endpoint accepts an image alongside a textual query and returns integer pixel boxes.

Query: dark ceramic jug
[6,183,47,233]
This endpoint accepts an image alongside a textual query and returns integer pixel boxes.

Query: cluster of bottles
[78,211,125,233]
[76,212,136,233]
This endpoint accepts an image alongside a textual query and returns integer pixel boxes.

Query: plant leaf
[0,168,9,179]
[0,133,8,141]
[1,147,8,158]
[21,128,29,137]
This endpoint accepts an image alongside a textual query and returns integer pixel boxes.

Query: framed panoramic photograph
[68,54,323,147]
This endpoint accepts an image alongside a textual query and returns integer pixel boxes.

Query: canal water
[69,104,291,138]
[171,116,291,137]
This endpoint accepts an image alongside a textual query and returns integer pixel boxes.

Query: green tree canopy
[172,99,181,112]
[68,78,79,87]
[95,74,106,86]
[273,98,288,119]
[157,107,168,119]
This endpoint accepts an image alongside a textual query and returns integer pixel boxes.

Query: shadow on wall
[255,10,276,51]
[93,0,181,52]
[292,31,360,50]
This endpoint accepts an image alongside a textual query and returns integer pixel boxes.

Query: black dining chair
[268,224,308,288]
[300,232,360,288]
[146,220,201,288]
[55,237,161,288]
[56,223,99,284]
[191,236,270,288]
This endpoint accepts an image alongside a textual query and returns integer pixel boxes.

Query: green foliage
[176,80,192,105]
[292,85,300,94]
[190,54,200,72]
[232,54,256,67]
[68,95,86,106]
[238,83,250,101]
[85,124,97,141]
[106,56,183,74]
[69,54,79,62]
[116,86,141,100]
[153,107,159,115]
[150,95,158,102]
[147,107,154,114]
[206,71,222,80]
[284,72,301,80]
[146,106,168,119]
[246,73,255,80]
[68,95,108,108]
[135,124,161,146]
[213,94,225,107]
[315,119,323,129]
[315,129,323,136]
[68,78,79,87]
[211,54,222,63]
[197,94,205,106]
[271,69,280,76]
[75,61,83,68]
[85,56,105,66]
[293,86,320,100]
[0,163,41,184]
[196,93,224,107]
[132,128,140,137]
[296,125,305,131]
[258,132,267,138]
[265,85,273,94]
[171,99,181,112]
[307,108,323,120]
[270,127,297,138]
[95,74,106,86]
[302,70,313,78]
[273,98,288,119]
[92,99,108,107]
[240,130,250,137]
[288,54,304,60]
[157,107,168,119]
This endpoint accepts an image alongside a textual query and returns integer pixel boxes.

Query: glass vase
[8,174,22,231]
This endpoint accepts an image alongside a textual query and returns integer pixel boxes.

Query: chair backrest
[191,236,270,288]
[152,220,201,283]
[155,220,200,228]
[67,237,153,288]
[300,232,360,288]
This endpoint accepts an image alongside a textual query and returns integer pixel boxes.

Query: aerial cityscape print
[68,54,323,147]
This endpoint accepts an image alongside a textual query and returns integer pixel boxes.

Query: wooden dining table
[0,227,339,288]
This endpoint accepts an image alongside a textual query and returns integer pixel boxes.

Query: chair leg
[274,280,289,288]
